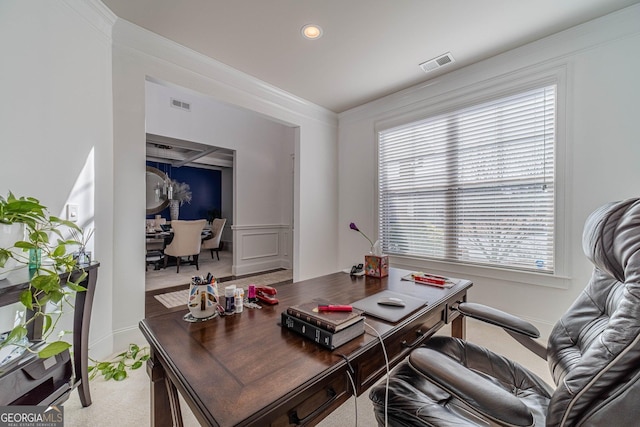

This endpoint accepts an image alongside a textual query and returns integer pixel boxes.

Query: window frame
[374,65,570,289]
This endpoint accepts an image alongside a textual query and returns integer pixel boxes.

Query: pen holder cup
[187,282,218,319]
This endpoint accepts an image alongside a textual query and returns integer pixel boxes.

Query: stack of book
[281,299,365,350]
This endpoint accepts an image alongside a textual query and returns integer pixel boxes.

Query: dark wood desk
[140,267,472,426]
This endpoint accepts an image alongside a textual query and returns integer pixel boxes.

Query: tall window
[378,85,556,273]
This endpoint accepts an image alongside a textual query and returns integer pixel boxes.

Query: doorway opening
[145,134,234,292]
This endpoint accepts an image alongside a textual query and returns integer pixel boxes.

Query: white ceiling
[103,0,639,113]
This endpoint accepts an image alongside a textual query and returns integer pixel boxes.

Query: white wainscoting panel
[242,232,279,259]
[232,224,292,276]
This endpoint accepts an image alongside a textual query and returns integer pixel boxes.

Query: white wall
[0,0,116,357]
[145,80,295,275]
[338,4,640,338]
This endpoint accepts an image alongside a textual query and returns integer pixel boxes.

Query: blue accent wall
[146,161,222,221]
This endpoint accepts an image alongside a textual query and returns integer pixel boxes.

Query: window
[378,85,556,273]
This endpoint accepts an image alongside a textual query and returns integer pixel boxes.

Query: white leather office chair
[202,218,226,260]
[163,219,206,273]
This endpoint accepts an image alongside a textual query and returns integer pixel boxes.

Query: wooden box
[364,255,389,278]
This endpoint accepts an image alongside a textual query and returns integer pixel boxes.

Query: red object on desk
[256,286,279,305]
[317,305,353,312]
[414,275,447,286]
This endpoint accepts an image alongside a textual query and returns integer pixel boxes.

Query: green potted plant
[0,192,86,358]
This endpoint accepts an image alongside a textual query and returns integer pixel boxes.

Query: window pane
[378,85,555,273]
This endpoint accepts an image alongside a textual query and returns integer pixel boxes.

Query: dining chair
[202,218,226,260]
[163,219,206,273]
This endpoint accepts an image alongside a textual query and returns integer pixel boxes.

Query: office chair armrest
[409,348,534,427]
[455,302,540,338]
[455,302,547,360]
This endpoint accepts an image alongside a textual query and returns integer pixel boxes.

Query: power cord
[346,369,358,426]
[365,321,390,427]
[339,354,358,426]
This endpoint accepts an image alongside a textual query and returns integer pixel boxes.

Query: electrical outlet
[67,204,79,222]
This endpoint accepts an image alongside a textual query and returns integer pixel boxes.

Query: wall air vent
[170,98,191,112]
[419,52,455,74]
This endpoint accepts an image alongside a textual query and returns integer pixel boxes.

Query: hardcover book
[286,299,364,332]
[281,312,365,350]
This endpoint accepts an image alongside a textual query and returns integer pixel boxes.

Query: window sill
[390,255,570,289]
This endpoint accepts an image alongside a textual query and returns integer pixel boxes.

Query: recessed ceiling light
[301,24,323,40]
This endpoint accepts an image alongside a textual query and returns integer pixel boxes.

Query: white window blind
[378,85,556,273]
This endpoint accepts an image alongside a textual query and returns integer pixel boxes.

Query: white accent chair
[202,218,226,260]
[163,219,206,273]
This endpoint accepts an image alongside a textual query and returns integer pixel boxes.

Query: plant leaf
[32,274,61,293]
[14,241,36,249]
[5,325,28,344]
[0,249,10,267]
[42,314,52,334]
[19,289,33,310]
[66,282,86,292]
[52,244,66,258]
[38,341,71,358]
[114,370,127,381]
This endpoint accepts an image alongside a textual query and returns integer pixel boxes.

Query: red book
[414,276,446,286]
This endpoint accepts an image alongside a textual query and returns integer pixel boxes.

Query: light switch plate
[67,204,79,222]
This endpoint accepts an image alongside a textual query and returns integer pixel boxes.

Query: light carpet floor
[146,249,233,292]
[63,318,553,426]
[154,269,293,309]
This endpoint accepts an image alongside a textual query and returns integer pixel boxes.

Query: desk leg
[451,314,466,339]
[147,350,175,427]
[450,293,468,339]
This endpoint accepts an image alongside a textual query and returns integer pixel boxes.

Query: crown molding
[62,0,117,40]
[112,19,337,129]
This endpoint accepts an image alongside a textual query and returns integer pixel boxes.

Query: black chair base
[163,254,199,273]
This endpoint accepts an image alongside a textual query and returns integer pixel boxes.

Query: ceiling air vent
[170,98,191,112]
[419,52,455,74]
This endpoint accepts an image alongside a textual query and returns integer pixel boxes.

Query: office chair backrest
[546,198,640,425]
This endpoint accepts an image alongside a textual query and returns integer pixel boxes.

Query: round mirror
[146,166,170,215]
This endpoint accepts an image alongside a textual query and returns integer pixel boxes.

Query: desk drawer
[263,369,350,427]
[357,308,445,393]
